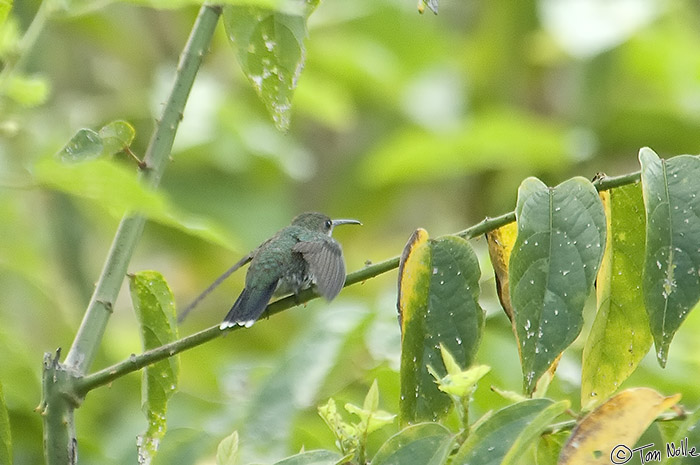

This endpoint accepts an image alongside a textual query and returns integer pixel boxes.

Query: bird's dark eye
[325,219,332,229]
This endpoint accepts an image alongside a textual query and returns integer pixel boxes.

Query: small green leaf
[318,397,357,451]
[129,271,179,465]
[510,177,606,393]
[363,379,380,412]
[6,74,49,107]
[0,379,11,465]
[271,450,342,465]
[216,431,240,465]
[99,120,136,155]
[223,0,319,130]
[452,399,566,465]
[343,404,395,436]
[398,231,484,424]
[371,423,453,465]
[429,357,490,398]
[639,147,700,366]
[56,128,104,163]
[581,183,651,409]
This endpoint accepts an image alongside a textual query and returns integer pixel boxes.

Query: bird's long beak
[330,218,362,233]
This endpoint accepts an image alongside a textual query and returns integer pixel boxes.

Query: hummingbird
[219,212,361,329]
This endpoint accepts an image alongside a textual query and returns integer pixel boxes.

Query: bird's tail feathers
[220,281,277,330]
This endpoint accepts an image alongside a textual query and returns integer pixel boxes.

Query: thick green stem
[74,170,642,395]
[43,5,222,465]
[64,3,222,374]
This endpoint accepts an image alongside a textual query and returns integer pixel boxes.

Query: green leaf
[56,129,104,163]
[397,231,484,424]
[6,74,49,107]
[509,177,606,393]
[0,379,11,465]
[223,0,319,130]
[639,147,700,366]
[371,423,453,465]
[318,397,357,451]
[429,357,490,398]
[581,183,652,409]
[0,0,12,27]
[452,399,567,465]
[359,109,568,188]
[343,380,396,436]
[99,120,136,155]
[129,271,179,465]
[216,431,240,465]
[34,157,236,248]
[271,450,342,465]
[659,408,700,465]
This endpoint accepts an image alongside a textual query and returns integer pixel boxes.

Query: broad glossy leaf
[0,379,11,465]
[371,423,453,465]
[581,183,651,409]
[452,398,568,465]
[216,431,239,465]
[99,120,136,155]
[223,0,319,130]
[129,271,179,465]
[272,450,342,465]
[510,177,606,393]
[57,128,104,163]
[398,231,484,424]
[558,388,681,465]
[639,147,700,366]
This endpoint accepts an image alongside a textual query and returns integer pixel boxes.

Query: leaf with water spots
[371,423,453,465]
[397,230,484,425]
[639,147,700,367]
[57,128,104,162]
[129,271,179,465]
[510,177,606,394]
[452,398,569,465]
[223,0,319,130]
[558,388,681,465]
[581,183,651,409]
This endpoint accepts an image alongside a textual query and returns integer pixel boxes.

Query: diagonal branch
[74,169,644,396]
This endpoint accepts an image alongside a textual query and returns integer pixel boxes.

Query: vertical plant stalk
[42,5,222,465]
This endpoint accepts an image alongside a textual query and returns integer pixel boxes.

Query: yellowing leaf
[558,388,681,465]
[397,228,430,332]
[486,221,518,324]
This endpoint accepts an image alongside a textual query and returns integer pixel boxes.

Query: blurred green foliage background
[2,0,700,463]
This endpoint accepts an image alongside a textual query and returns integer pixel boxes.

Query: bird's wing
[293,237,346,300]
